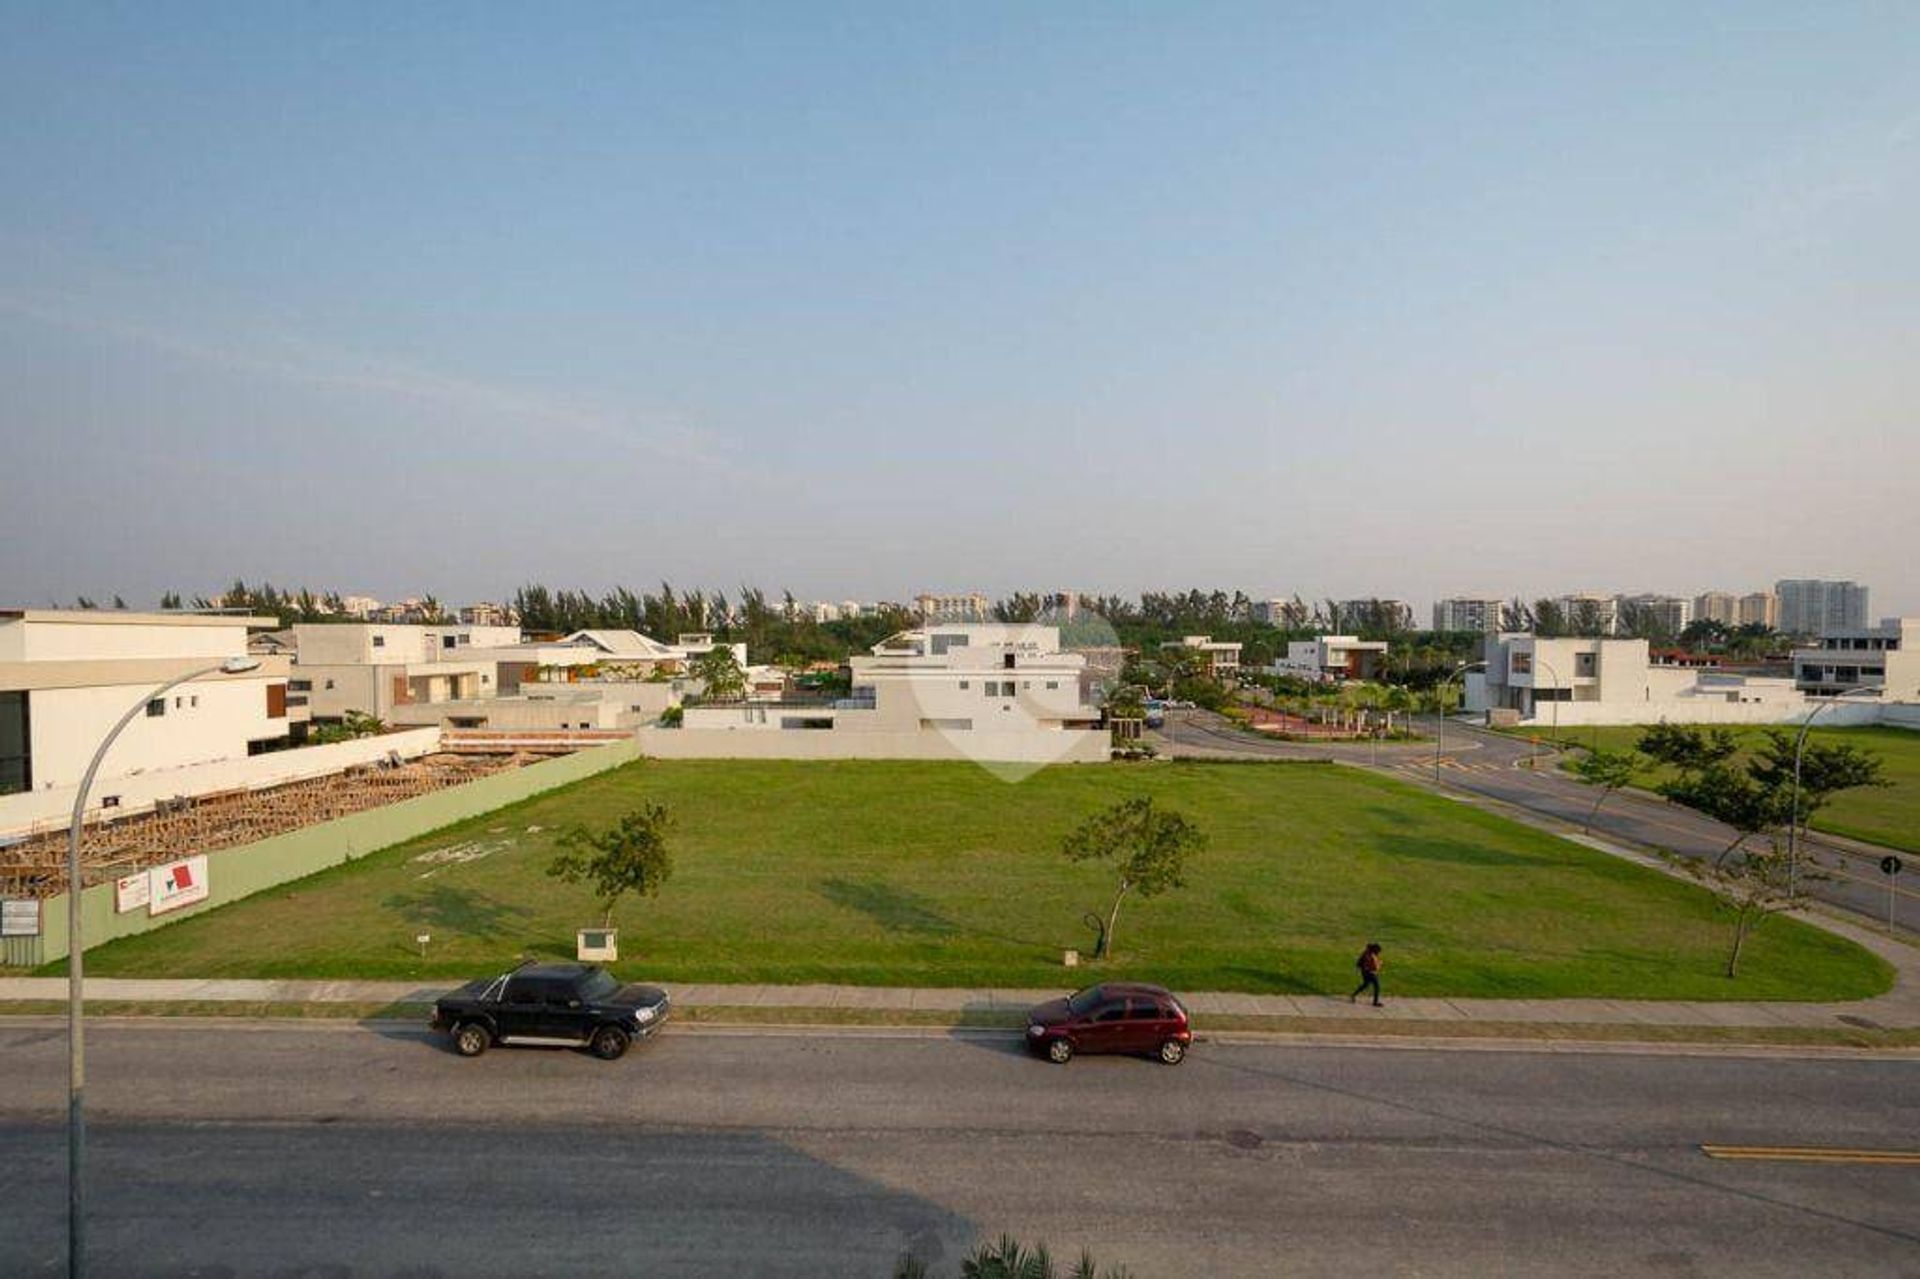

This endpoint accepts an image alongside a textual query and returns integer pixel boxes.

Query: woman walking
[1351,942,1384,1007]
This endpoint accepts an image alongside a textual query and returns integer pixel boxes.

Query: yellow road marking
[1701,1145,1920,1165]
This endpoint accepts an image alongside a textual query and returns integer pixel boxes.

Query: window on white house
[372,635,385,648]
[146,699,165,717]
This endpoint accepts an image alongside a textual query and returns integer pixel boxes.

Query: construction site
[0,749,557,900]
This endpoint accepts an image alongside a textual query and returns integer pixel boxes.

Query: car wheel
[590,1025,631,1061]
[1158,1039,1187,1065]
[1046,1037,1074,1065]
[453,1022,490,1058]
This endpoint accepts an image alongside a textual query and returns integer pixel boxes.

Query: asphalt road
[1160,710,1918,937]
[3,1020,1917,1276]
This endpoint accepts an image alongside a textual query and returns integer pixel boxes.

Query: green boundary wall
[9,740,639,967]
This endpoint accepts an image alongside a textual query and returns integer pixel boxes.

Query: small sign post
[1881,856,1903,933]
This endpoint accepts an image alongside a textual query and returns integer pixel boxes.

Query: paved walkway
[2,913,1913,1031]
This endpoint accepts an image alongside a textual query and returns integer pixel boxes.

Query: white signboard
[115,872,151,914]
[1,899,42,938]
[148,855,209,916]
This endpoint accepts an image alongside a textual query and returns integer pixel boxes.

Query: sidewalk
[3,913,1914,1031]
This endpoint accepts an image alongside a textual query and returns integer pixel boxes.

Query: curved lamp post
[1433,660,1488,784]
[66,655,259,1278]
[1786,683,1881,899]
[1531,656,1563,762]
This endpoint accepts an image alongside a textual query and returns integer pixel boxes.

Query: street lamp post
[1532,656,1563,752]
[1433,660,1488,785]
[66,655,258,1278]
[1786,683,1880,899]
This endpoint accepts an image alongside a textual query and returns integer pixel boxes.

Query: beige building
[291,624,496,722]
[913,592,992,624]
[1162,635,1242,681]
[1694,591,1739,627]
[1738,591,1780,629]
[0,609,292,801]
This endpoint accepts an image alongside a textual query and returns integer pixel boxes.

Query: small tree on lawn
[691,644,747,701]
[1062,797,1205,961]
[1664,842,1818,979]
[1567,747,1641,832]
[548,803,674,928]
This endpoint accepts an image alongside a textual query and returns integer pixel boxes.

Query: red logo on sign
[171,864,194,890]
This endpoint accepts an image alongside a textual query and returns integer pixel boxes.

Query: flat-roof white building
[1162,635,1242,681]
[1467,632,1836,726]
[669,623,1107,763]
[1792,619,1920,700]
[0,609,292,800]
[291,624,497,721]
[1273,636,1388,682]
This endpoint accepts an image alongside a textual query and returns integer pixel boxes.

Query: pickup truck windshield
[579,971,620,1001]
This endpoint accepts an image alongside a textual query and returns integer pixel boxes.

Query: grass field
[73,759,1890,1000]
[1505,724,1920,853]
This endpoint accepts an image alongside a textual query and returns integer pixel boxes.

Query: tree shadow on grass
[1212,965,1328,996]
[817,877,957,937]
[1382,838,1560,869]
[383,884,535,942]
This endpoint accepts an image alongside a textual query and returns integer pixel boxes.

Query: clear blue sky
[3,3,1915,614]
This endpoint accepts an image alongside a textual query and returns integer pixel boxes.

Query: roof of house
[560,630,679,659]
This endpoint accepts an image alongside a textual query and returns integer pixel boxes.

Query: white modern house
[0,609,294,813]
[291,624,498,722]
[1162,635,1242,681]
[1273,636,1388,682]
[1792,619,1920,700]
[661,623,1107,763]
[1468,634,1821,726]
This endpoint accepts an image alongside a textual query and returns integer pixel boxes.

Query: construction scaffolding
[0,752,544,900]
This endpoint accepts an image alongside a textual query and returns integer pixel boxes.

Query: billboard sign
[115,872,152,914]
[149,855,209,916]
[0,899,41,937]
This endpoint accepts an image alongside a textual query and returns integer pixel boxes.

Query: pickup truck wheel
[452,1022,490,1058]
[1045,1037,1074,1065]
[590,1025,631,1061]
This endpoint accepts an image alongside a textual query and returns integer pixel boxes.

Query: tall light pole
[66,655,259,1278]
[1433,660,1488,785]
[1532,656,1563,753]
[1786,683,1880,899]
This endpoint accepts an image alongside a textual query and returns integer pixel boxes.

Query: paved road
[1160,710,1918,937]
[3,1020,1917,1276]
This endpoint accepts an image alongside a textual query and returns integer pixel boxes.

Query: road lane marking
[1701,1144,1920,1165]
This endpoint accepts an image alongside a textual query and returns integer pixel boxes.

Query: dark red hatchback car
[1025,982,1192,1065]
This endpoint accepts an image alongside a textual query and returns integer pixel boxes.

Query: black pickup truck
[429,961,670,1060]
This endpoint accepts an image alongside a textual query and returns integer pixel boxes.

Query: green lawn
[73,759,1890,1000]
[1506,724,1920,853]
